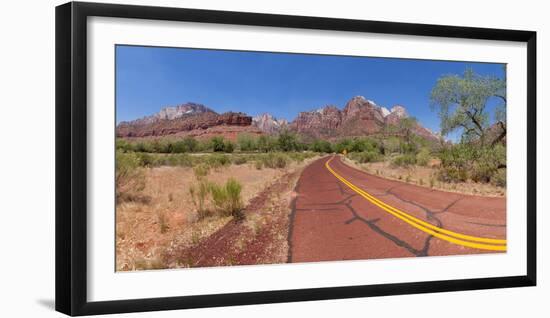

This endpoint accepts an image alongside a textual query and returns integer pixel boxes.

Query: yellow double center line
[325,157,507,251]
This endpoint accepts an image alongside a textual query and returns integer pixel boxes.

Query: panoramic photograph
[115,45,507,271]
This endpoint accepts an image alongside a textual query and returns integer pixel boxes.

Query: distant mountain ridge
[116,102,256,138]
[116,97,439,141]
[289,96,439,141]
[118,103,215,127]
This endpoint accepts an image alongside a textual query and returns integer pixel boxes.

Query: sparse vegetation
[233,156,248,165]
[189,180,212,219]
[209,178,244,219]
[437,143,505,184]
[348,150,382,163]
[158,211,169,233]
[193,164,210,178]
[416,148,431,166]
[391,153,417,167]
[115,150,145,201]
[261,153,290,169]
[237,133,257,151]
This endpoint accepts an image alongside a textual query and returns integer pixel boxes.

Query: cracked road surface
[288,156,506,263]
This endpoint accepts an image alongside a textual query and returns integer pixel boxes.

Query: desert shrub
[116,151,145,201]
[133,152,154,167]
[382,136,401,155]
[437,143,505,184]
[172,136,198,153]
[261,153,289,169]
[210,136,226,152]
[233,156,248,165]
[400,141,417,154]
[254,161,263,170]
[189,180,212,219]
[437,143,476,182]
[209,178,244,219]
[438,166,468,183]
[134,141,155,153]
[257,135,277,152]
[164,153,194,167]
[392,154,416,167]
[223,140,235,153]
[287,152,308,163]
[350,138,379,153]
[349,150,382,163]
[116,139,134,152]
[471,144,506,183]
[237,133,257,152]
[171,140,187,153]
[438,143,476,170]
[491,168,506,187]
[225,179,244,218]
[183,136,199,152]
[197,139,213,152]
[334,139,353,154]
[150,140,171,153]
[311,140,333,153]
[416,148,431,166]
[193,164,210,179]
[206,154,231,168]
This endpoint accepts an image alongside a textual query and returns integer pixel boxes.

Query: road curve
[288,156,506,263]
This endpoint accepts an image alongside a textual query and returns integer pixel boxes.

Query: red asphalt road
[289,156,506,263]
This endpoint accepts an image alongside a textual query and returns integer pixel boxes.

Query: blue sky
[116,45,505,136]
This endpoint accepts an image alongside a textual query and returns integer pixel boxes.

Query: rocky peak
[384,105,408,126]
[343,96,372,118]
[390,105,407,118]
[156,103,214,121]
[380,107,391,117]
[120,102,216,126]
[290,105,342,139]
[252,113,288,134]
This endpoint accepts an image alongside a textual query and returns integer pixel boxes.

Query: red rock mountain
[289,96,438,141]
[290,105,342,139]
[116,103,256,138]
[116,97,439,142]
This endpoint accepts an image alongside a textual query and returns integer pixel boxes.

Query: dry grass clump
[209,178,244,219]
[262,153,290,169]
[189,180,212,219]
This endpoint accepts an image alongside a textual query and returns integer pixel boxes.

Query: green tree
[277,130,299,152]
[430,68,506,146]
[492,65,507,146]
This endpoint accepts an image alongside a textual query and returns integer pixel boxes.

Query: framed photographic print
[55,1,536,316]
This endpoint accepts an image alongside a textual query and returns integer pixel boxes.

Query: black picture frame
[55,1,537,316]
